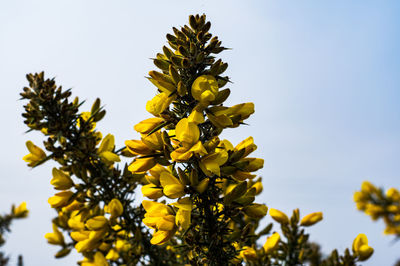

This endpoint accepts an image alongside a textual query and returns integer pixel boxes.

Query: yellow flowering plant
[21,74,178,265]
[20,14,375,265]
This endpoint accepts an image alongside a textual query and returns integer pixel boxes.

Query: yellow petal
[48,191,73,208]
[51,168,73,190]
[98,134,115,153]
[128,157,156,173]
[263,232,280,253]
[175,118,199,146]
[125,140,153,155]
[107,198,123,218]
[100,151,121,163]
[13,202,29,218]
[191,75,219,103]
[142,184,163,199]
[150,229,175,245]
[175,209,191,230]
[85,216,108,231]
[146,92,174,116]
[134,117,165,134]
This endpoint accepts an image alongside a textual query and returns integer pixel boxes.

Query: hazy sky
[1,1,399,265]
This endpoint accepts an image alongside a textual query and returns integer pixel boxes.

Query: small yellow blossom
[45,223,65,245]
[106,198,123,218]
[50,168,74,190]
[160,172,186,199]
[263,232,280,253]
[13,202,29,218]
[22,140,46,167]
[269,208,289,224]
[85,216,109,231]
[134,117,165,134]
[191,75,219,104]
[300,212,323,226]
[352,234,374,261]
[146,92,174,116]
[48,191,74,208]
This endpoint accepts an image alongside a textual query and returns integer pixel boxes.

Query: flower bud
[269,208,289,224]
[300,212,323,226]
[263,232,280,253]
[107,198,123,218]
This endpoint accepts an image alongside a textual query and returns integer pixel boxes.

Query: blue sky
[1,1,399,265]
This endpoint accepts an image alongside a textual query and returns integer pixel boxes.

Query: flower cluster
[20,14,375,266]
[21,73,177,265]
[124,14,270,264]
[355,181,400,236]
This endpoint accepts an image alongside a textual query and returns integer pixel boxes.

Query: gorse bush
[16,14,376,265]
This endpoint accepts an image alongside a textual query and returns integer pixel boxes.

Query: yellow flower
[175,118,200,147]
[269,208,289,224]
[13,202,29,218]
[235,136,257,158]
[263,232,280,253]
[48,191,73,208]
[139,133,163,155]
[386,188,400,201]
[142,184,163,199]
[239,246,257,261]
[115,239,131,252]
[146,92,174,116]
[50,168,73,190]
[364,204,383,220]
[128,157,156,173]
[352,234,374,261]
[142,200,177,245]
[170,141,207,162]
[98,134,120,163]
[300,212,323,226]
[188,108,205,124]
[171,197,193,230]
[199,150,228,177]
[150,230,176,245]
[45,223,65,245]
[147,164,170,185]
[134,117,165,134]
[22,140,46,167]
[68,211,85,231]
[125,139,153,155]
[160,172,186,198]
[243,204,268,218]
[85,216,109,231]
[70,231,90,242]
[225,102,255,121]
[195,178,210,194]
[75,230,107,253]
[105,248,119,261]
[361,181,377,194]
[106,199,123,218]
[191,75,219,104]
